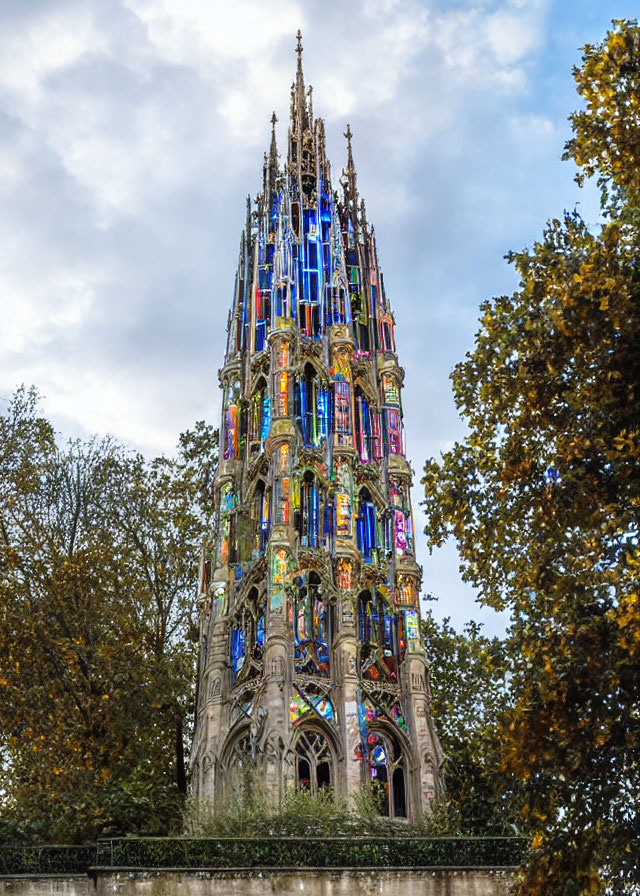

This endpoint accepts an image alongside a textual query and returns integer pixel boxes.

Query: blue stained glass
[372,745,386,764]
[359,502,376,560]
[357,516,366,560]
[303,209,317,234]
[255,320,266,351]
[317,388,329,441]
[261,396,271,443]
[231,627,245,678]
[256,612,265,649]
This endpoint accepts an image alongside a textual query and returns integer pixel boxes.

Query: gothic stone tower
[191,33,443,821]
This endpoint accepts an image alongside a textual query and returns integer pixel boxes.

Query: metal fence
[0,845,97,875]
[0,837,528,875]
[95,836,528,869]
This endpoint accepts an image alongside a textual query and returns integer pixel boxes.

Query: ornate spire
[269,111,278,167]
[264,111,279,205]
[344,124,358,203]
[290,30,312,145]
[295,29,304,104]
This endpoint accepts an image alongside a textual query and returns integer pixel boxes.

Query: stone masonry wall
[1,870,516,896]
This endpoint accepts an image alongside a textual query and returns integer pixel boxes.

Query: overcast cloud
[1,0,635,634]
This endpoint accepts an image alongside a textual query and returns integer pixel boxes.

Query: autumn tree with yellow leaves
[423,20,640,896]
[0,387,218,842]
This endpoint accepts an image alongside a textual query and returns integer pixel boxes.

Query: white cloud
[0,6,108,111]
[432,0,547,86]
[3,0,618,633]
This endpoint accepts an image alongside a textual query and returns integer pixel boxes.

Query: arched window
[384,408,404,456]
[223,381,241,460]
[358,589,404,683]
[389,480,413,555]
[249,378,270,451]
[327,285,348,326]
[378,315,395,353]
[333,381,351,446]
[230,588,266,683]
[357,488,379,562]
[293,571,332,677]
[366,730,406,818]
[295,727,333,794]
[275,370,289,416]
[298,208,321,336]
[295,364,329,447]
[354,387,372,462]
[254,480,269,552]
[274,284,290,321]
[298,471,320,548]
[222,729,254,802]
[254,283,270,352]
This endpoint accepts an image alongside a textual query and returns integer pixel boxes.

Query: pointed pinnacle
[344,123,357,200]
[345,124,354,168]
[295,30,305,107]
[269,111,278,166]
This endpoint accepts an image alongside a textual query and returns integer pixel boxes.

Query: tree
[423,20,640,895]
[422,612,519,835]
[0,388,218,842]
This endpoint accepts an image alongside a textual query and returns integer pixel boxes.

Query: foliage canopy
[0,386,218,842]
[421,612,518,837]
[423,19,640,895]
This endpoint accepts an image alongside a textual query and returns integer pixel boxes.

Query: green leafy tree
[422,612,518,835]
[0,388,218,842]
[423,20,640,895]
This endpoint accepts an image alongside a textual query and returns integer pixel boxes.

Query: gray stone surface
[1,871,516,896]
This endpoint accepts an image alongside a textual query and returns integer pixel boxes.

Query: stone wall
[1,869,516,896]
[0,876,92,895]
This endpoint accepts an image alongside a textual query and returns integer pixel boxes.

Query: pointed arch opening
[354,386,382,463]
[295,363,329,447]
[293,571,333,677]
[356,487,380,563]
[297,470,322,548]
[293,725,334,796]
[357,588,404,683]
[253,479,270,552]
[230,587,266,684]
[249,377,270,454]
[220,727,255,804]
[366,728,407,818]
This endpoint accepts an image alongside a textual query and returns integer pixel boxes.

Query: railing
[0,837,528,875]
[94,836,527,869]
[0,845,96,875]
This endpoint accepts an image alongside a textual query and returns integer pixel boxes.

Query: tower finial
[345,124,354,170]
[295,30,305,113]
[269,111,278,171]
[289,30,313,168]
[344,123,358,205]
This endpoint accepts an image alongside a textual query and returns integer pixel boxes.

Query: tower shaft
[191,37,443,820]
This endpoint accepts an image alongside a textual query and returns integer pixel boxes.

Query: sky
[1,0,636,635]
